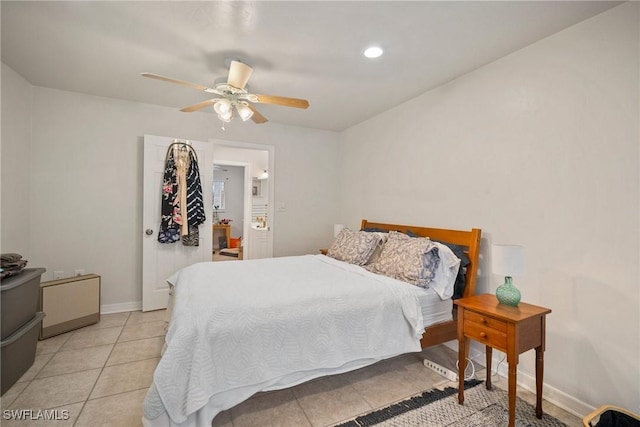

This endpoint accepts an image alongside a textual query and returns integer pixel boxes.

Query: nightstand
[454,294,551,427]
[212,224,231,250]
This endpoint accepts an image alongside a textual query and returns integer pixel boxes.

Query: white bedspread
[143,255,425,426]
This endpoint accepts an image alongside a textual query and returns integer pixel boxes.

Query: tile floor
[1,310,582,427]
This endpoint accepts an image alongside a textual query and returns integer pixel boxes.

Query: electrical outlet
[423,358,458,382]
[53,271,64,280]
[74,269,85,276]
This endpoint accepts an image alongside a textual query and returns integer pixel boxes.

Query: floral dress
[157,148,182,243]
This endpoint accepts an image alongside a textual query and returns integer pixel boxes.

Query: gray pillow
[365,231,440,288]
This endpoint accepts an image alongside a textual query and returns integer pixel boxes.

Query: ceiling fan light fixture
[213,98,232,116]
[217,110,232,122]
[236,102,254,121]
[142,62,308,128]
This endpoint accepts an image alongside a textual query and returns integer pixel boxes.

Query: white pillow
[428,242,461,300]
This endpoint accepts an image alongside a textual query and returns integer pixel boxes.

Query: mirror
[212,180,226,210]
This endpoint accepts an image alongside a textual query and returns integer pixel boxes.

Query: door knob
[145,229,153,235]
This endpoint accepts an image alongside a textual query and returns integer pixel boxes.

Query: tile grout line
[4,311,167,424]
[72,311,132,427]
[69,311,168,425]
[323,359,488,427]
[293,393,316,427]
[328,358,458,426]
[4,329,75,410]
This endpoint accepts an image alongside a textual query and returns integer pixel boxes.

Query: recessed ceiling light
[363,46,383,59]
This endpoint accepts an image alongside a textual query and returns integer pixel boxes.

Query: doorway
[212,162,249,262]
[210,138,274,260]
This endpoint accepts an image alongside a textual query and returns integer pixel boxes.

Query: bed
[142,220,481,427]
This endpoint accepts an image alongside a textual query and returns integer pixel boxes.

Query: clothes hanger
[166,139,199,163]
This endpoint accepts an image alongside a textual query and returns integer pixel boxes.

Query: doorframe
[210,138,275,258]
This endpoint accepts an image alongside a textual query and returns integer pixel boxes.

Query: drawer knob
[480,317,487,324]
[480,332,487,338]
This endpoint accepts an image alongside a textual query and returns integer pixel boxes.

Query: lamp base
[496,276,520,306]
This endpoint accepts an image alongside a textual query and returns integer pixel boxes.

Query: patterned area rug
[334,380,567,427]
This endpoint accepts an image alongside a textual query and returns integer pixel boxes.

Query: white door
[142,135,213,311]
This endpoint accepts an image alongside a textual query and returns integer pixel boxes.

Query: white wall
[1,64,33,257]
[213,147,268,181]
[22,87,338,308]
[339,3,639,415]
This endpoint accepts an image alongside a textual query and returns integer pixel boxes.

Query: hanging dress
[158,144,206,245]
[181,149,206,246]
[174,147,190,236]
[158,148,182,243]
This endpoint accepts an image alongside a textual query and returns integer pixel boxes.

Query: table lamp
[492,244,525,306]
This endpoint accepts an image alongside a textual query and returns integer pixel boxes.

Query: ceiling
[1,1,621,131]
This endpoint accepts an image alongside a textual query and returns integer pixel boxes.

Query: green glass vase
[496,276,520,306]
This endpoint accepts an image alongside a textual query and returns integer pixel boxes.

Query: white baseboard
[443,342,594,419]
[100,300,142,314]
[515,367,595,419]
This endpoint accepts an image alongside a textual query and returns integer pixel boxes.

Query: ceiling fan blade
[141,72,212,92]
[255,94,310,109]
[227,61,253,90]
[247,104,268,124]
[180,99,216,112]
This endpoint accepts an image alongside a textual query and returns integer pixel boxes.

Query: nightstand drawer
[464,318,508,349]
[464,311,507,332]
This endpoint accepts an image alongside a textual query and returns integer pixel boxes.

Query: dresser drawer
[464,311,507,332]
[463,312,508,350]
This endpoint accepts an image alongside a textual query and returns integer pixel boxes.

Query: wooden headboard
[360,219,482,299]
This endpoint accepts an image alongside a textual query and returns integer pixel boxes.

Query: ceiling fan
[141,61,310,128]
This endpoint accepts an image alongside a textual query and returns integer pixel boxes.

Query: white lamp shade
[333,224,346,239]
[492,244,525,277]
[236,103,254,121]
[217,112,232,122]
[214,99,232,116]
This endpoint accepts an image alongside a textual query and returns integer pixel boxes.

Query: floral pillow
[365,231,440,288]
[327,228,382,266]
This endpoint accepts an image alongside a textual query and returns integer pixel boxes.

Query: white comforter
[143,255,425,426]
